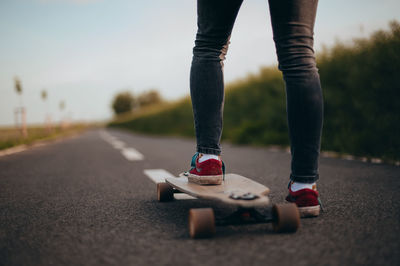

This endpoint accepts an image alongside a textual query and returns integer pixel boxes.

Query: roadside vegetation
[2,74,90,151]
[0,124,89,151]
[109,21,400,162]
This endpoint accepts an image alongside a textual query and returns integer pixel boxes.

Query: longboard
[166,173,270,208]
[156,173,300,238]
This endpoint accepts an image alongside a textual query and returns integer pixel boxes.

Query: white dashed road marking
[100,130,144,161]
[143,169,196,200]
[121,147,144,161]
[111,140,125,150]
[101,131,195,200]
[143,169,175,183]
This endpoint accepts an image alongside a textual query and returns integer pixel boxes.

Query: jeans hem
[290,173,319,183]
[197,146,221,156]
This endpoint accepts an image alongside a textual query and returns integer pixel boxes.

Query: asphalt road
[1,129,399,266]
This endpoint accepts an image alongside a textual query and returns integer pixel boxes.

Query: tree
[59,100,65,111]
[41,90,47,101]
[41,89,52,132]
[112,91,135,115]
[59,100,68,129]
[137,90,163,108]
[14,77,22,94]
[14,77,23,107]
[13,76,27,137]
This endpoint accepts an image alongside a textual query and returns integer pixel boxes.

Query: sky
[0,0,399,126]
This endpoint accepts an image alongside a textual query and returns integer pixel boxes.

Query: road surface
[1,129,399,265]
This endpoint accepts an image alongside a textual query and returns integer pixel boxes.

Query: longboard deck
[166,173,270,208]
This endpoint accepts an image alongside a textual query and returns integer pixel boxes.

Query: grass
[0,124,90,150]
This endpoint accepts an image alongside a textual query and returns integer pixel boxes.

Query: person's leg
[268,0,323,216]
[268,0,323,183]
[191,0,243,156]
[187,0,243,185]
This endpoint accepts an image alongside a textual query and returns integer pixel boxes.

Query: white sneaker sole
[187,173,223,185]
[298,205,320,218]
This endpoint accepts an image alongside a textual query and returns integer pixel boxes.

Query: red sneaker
[286,181,321,218]
[186,153,224,185]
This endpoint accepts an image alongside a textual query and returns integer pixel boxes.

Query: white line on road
[99,131,119,143]
[144,169,175,183]
[143,169,196,200]
[99,131,125,149]
[100,130,144,161]
[99,130,112,141]
[121,147,144,161]
[0,145,27,157]
[110,140,125,150]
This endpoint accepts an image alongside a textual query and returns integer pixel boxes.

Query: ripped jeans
[190,0,323,183]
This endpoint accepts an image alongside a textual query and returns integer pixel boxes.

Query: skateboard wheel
[272,203,300,233]
[188,208,215,239]
[157,183,174,202]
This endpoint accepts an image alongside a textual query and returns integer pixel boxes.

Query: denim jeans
[190,0,323,183]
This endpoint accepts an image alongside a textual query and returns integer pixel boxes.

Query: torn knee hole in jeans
[219,35,231,69]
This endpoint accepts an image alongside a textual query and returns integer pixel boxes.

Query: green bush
[319,21,400,160]
[222,68,287,146]
[109,21,400,161]
[109,98,195,137]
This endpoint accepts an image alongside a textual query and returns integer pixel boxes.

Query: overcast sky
[1,0,399,126]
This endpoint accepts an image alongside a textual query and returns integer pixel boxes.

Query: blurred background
[0,0,399,161]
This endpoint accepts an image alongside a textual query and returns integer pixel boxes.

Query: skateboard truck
[216,207,273,226]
